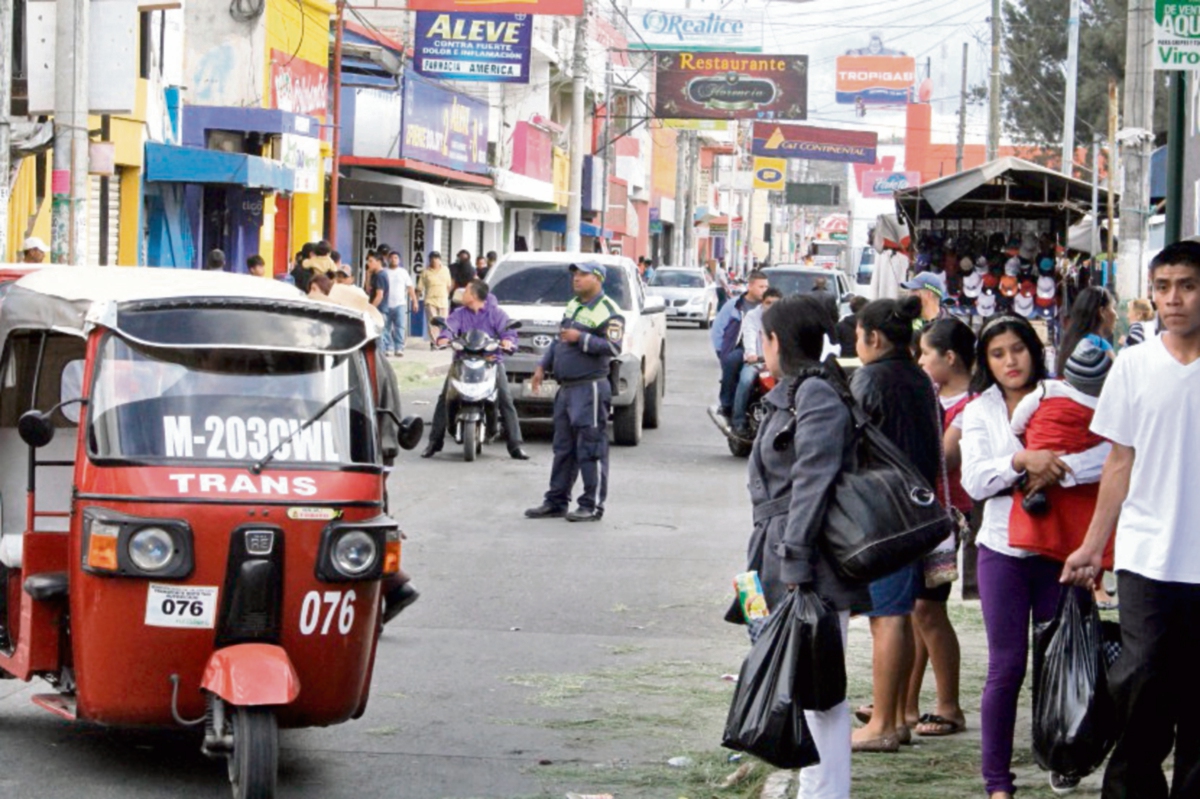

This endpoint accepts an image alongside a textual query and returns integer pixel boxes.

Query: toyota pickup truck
[487,252,668,446]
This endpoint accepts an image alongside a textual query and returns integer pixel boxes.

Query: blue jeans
[383,305,407,353]
[732,363,760,429]
[718,347,745,415]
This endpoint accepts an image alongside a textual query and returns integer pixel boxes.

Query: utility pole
[1091,135,1101,258]
[566,0,589,252]
[0,0,12,261]
[1165,72,1187,245]
[51,0,89,264]
[956,42,969,173]
[988,0,1001,161]
[683,132,699,267]
[1061,0,1081,175]
[1106,79,1118,280]
[671,130,689,266]
[1117,0,1155,301]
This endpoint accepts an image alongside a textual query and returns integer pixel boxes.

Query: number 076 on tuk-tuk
[0,267,423,798]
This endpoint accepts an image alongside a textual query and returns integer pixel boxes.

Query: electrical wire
[282,0,308,67]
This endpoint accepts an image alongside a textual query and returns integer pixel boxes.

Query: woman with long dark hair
[741,293,868,798]
[1056,286,1117,376]
[848,296,942,752]
[901,318,976,738]
[960,315,1103,798]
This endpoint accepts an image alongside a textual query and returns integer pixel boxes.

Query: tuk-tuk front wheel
[228,706,278,799]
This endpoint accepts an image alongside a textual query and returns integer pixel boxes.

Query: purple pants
[977,545,1063,796]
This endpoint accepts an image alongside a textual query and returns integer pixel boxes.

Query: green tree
[1001,0,1167,153]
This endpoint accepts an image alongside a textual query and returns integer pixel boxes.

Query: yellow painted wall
[7,157,50,262]
[264,0,333,259]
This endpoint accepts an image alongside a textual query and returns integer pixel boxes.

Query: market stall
[891,157,1118,349]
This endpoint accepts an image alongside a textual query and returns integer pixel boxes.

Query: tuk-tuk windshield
[88,336,377,467]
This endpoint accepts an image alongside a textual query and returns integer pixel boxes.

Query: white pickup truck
[486,252,668,446]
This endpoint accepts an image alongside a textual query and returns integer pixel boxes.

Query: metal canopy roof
[893,157,1117,223]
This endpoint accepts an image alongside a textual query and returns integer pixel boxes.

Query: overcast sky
[650,0,998,144]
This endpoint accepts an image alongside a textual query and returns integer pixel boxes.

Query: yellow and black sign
[753,157,786,191]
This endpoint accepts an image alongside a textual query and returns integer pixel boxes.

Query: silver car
[646,267,718,328]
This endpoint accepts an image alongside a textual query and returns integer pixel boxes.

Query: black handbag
[789,367,953,584]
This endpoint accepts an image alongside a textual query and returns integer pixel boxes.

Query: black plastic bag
[1031,588,1118,779]
[794,590,847,712]
[722,591,821,769]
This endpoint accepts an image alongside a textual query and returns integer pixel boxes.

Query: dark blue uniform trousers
[544,379,611,511]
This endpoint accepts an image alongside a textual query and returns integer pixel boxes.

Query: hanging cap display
[1037,274,1057,300]
[976,289,998,318]
[962,270,983,298]
[1000,274,1019,298]
[1014,291,1036,318]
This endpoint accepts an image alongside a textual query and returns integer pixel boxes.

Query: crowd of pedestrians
[730,240,1200,799]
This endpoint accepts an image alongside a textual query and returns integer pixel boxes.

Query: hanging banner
[861,170,920,198]
[835,55,916,105]
[269,50,328,119]
[400,73,490,174]
[752,122,878,164]
[661,119,732,131]
[1154,0,1200,70]
[753,157,786,190]
[626,8,763,52]
[653,52,808,120]
[414,12,533,83]
[406,0,582,15]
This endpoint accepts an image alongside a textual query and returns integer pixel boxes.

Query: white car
[486,252,668,446]
[646,267,718,328]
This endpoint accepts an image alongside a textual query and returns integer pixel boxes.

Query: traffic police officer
[525,262,624,522]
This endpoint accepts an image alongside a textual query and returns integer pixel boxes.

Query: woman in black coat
[742,293,868,798]
[848,296,943,752]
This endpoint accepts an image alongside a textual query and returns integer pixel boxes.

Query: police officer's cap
[569,262,606,281]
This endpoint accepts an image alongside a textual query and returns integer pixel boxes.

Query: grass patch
[390,360,444,389]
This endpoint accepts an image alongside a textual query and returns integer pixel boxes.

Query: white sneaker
[1049,772,1081,795]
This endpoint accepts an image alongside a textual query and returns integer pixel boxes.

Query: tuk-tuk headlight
[332,531,377,577]
[128,527,177,572]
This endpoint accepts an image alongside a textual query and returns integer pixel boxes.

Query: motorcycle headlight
[128,527,177,572]
[332,531,378,577]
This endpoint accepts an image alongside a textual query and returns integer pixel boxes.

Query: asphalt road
[0,325,755,799]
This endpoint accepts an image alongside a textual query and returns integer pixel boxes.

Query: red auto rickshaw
[0,267,421,798]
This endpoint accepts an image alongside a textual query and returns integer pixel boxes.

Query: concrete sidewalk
[386,338,453,381]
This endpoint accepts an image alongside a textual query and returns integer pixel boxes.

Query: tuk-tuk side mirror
[398,416,424,451]
[17,397,86,449]
[18,410,55,449]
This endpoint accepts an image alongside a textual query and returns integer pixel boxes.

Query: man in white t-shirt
[382,256,418,357]
[1064,240,1200,798]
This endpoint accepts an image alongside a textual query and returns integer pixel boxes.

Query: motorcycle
[434,319,521,462]
[707,364,777,458]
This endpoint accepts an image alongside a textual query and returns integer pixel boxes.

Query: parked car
[646,267,718,328]
[856,248,876,286]
[762,264,856,319]
[487,253,668,446]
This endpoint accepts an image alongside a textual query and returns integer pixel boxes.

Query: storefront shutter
[87,174,120,265]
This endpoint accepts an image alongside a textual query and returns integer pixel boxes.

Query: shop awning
[537,214,613,239]
[144,143,295,192]
[339,171,502,223]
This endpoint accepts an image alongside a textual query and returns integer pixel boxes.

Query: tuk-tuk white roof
[0,266,374,353]
[11,265,306,304]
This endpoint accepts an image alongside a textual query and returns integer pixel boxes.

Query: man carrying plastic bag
[1031,589,1117,781]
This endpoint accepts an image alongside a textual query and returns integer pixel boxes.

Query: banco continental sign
[654,52,808,120]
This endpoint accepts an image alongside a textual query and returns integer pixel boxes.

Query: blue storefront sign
[414,12,533,84]
[400,71,490,174]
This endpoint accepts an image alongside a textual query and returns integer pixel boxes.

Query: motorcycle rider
[710,270,769,428]
[731,287,782,438]
[422,280,529,460]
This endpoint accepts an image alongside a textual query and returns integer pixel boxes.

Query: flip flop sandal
[854,704,874,724]
[914,714,967,737]
[850,733,900,753]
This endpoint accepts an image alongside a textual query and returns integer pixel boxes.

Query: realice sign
[629,8,763,52]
